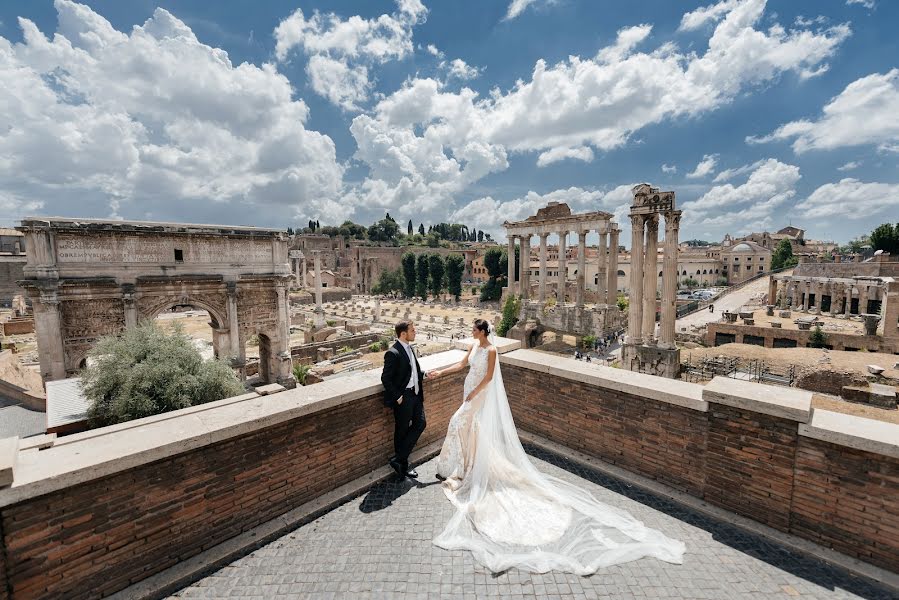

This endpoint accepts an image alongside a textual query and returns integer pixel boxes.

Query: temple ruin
[504,202,622,346]
[621,184,682,378]
[16,217,295,387]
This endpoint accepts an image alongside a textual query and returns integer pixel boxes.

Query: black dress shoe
[435,473,447,482]
[405,468,419,479]
[388,457,405,477]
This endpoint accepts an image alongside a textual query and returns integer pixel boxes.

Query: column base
[621,343,681,379]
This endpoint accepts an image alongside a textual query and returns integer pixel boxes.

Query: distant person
[709,304,714,313]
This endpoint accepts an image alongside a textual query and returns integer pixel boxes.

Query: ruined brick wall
[0,373,463,599]
[0,259,25,306]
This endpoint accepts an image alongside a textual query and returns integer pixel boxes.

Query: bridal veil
[433,332,685,574]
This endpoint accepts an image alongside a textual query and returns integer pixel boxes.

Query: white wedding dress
[434,341,685,575]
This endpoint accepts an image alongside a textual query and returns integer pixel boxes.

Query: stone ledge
[0,436,18,487]
[799,409,899,460]
[501,349,707,411]
[452,336,521,354]
[703,376,812,422]
[18,433,56,451]
[0,350,465,509]
[255,383,286,396]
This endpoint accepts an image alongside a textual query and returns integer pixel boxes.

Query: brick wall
[792,437,899,570]
[502,359,898,574]
[0,373,463,600]
[504,364,707,496]
[705,405,798,531]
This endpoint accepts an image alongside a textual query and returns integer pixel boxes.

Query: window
[747,257,752,261]
[174,249,184,262]
[759,265,764,271]
[617,270,626,276]
[733,257,739,262]
[746,265,751,271]
[702,269,707,274]
[696,269,701,275]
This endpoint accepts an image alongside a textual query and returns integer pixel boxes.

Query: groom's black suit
[381,341,426,473]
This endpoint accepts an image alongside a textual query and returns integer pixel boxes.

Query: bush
[81,322,245,428]
[616,294,629,312]
[809,325,828,348]
[497,294,521,337]
[326,319,337,327]
[368,342,382,352]
[338,345,351,354]
[292,363,313,386]
[581,334,596,349]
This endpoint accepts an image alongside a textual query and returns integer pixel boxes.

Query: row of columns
[626,211,681,350]
[506,228,620,308]
[773,278,879,315]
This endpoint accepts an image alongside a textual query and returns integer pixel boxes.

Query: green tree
[617,293,629,312]
[408,219,413,235]
[809,325,828,349]
[483,247,505,279]
[81,323,245,428]
[770,238,798,270]
[477,230,484,242]
[870,223,899,255]
[401,252,417,297]
[418,223,425,235]
[416,253,430,300]
[428,253,445,297]
[497,294,521,337]
[372,268,405,295]
[338,220,367,239]
[368,217,400,243]
[445,254,465,301]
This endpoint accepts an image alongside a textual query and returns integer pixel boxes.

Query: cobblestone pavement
[170,446,893,599]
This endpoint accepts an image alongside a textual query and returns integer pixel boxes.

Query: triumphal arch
[16,217,295,387]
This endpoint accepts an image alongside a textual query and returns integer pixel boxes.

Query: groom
[381,320,429,479]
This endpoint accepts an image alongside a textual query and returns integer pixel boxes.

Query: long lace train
[433,341,685,574]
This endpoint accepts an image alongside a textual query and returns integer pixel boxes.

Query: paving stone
[168,445,895,600]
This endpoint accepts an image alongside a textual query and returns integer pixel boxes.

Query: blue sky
[0,0,896,245]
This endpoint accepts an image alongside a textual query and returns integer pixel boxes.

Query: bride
[427,319,685,575]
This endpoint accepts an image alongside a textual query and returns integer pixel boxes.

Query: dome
[731,243,753,252]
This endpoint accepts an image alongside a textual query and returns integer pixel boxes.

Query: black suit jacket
[381,341,424,407]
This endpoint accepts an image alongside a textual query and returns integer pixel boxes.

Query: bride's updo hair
[473,318,490,337]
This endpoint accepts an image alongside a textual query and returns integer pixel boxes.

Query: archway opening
[153,304,222,361]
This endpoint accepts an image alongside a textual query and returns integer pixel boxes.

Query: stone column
[226,282,245,378]
[802,281,811,311]
[557,231,568,302]
[576,231,587,307]
[122,284,138,329]
[597,230,607,302]
[642,214,659,344]
[607,228,619,307]
[844,285,853,315]
[274,281,294,386]
[659,211,681,349]
[520,234,531,300]
[294,258,302,288]
[768,277,778,306]
[859,284,869,315]
[538,233,548,303]
[313,250,325,328]
[300,258,307,288]
[627,215,644,344]
[33,290,67,381]
[507,235,517,296]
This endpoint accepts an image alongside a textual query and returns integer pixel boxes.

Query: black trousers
[393,388,426,467]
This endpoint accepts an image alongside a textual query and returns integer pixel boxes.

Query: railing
[681,355,796,387]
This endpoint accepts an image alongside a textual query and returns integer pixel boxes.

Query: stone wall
[706,321,899,353]
[0,319,33,336]
[794,261,899,279]
[290,288,352,304]
[0,257,25,306]
[0,353,468,599]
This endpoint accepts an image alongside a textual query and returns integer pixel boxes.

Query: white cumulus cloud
[0,0,345,225]
[748,69,899,153]
[795,179,899,219]
[686,154,719,179]
[846,0,875,9]
[661,164,677,174]
[536,146,594,167]
[274,0,427,110]
[682,159,801,233]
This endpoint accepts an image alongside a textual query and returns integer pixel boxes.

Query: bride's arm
[432,343,475,378]
[465,347,497,402]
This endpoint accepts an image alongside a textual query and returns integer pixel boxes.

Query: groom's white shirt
[397,339,419,395]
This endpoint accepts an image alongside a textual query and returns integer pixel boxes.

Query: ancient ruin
[503,202,622,346]
[16,218,295,387]
[621,184,682,378]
